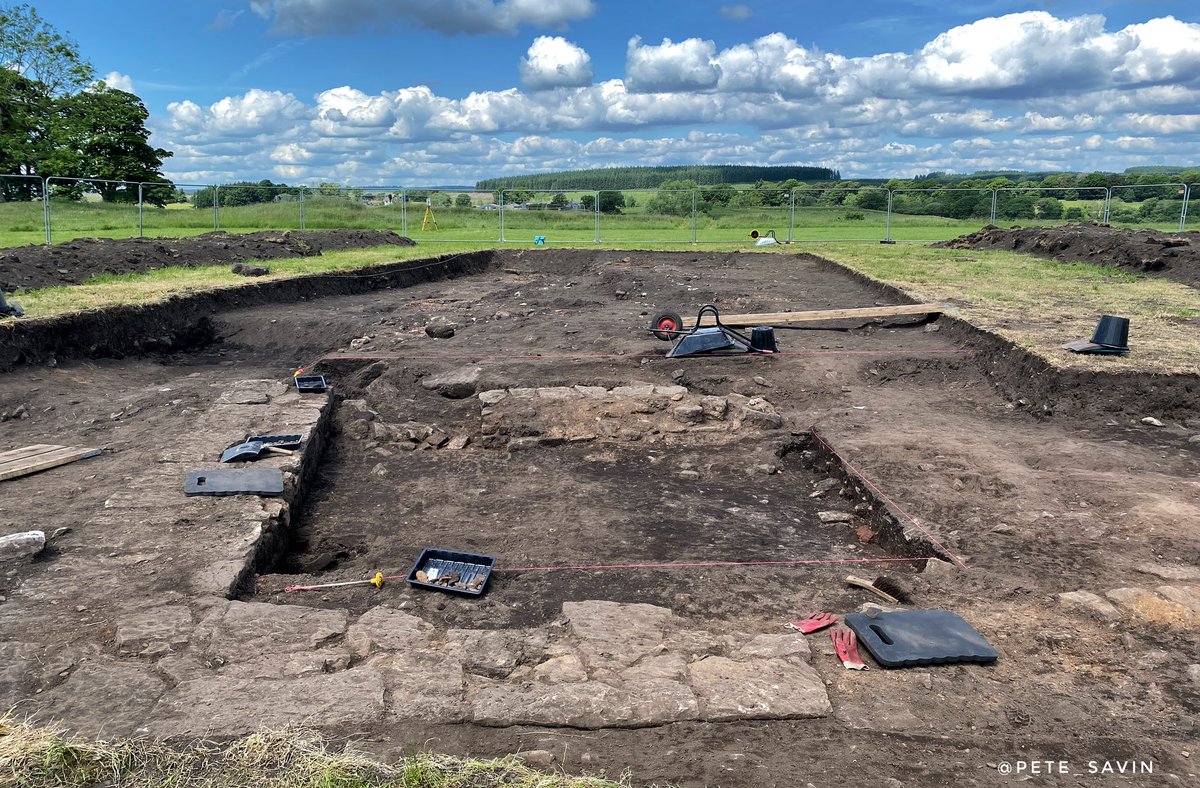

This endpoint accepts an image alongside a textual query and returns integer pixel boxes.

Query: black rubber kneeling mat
[844,610,998,668]
[184,468,284,497]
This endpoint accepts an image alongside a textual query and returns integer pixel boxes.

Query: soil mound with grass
[934,222,1199,287]
[0,229,416,291]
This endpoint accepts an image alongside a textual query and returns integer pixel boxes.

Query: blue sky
[27,1,1200,184]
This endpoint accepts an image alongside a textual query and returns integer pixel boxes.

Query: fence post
[400,189,408,236]
[1180,185,1190,232]
[989,190,997,225]
[137,183,144,238]
[594,191,600,243]
[42,178,51,245]
[498,190,506,242]
[1102,188,1111,226]
[213,185,221,230]
[299,188,306,230]
[787,187,796,242]
[691,190,697,244]
[882,190,895,244]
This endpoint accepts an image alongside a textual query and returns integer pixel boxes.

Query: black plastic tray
[294,374,327,393]
[406,547,495,596]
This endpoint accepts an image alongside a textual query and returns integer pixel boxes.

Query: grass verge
[8,244,494,318]
[0,715,628,788]
[807,242,1200,374]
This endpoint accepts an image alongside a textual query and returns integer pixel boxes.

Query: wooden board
[0,444,102,482]
[686,303,945,328]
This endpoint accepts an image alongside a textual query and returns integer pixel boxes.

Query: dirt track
[936,222,1200,287]
[0,229,415,291]
[1,248,1198,786]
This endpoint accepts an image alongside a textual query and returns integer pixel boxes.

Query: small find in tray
[407,548,495,596]
[294,374,328,394]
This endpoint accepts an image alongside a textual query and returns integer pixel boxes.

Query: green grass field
[2,197,1189,249]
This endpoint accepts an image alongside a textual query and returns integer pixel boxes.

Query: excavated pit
[252,364,936,629]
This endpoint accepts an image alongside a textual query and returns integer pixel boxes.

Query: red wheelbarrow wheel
[649,309,685,341]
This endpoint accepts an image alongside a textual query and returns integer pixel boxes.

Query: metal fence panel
[137,183,217,237]
[789,187,890,242]
[496,189,596,244]
[992,186,1108,229]
[45,177,144,244]
[382,188,494,242]
[695,188,793,244]
[200,183,305,232]
[0,174,47,247]
[882,187,994,241]
[1107,183,1188,231]
[596,189,695,245]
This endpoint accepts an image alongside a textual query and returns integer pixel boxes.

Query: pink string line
[494,556,933,572]
[808,424,970,571]
[282,556,933,591]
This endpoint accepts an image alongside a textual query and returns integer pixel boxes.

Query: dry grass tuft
[0,714,631,788]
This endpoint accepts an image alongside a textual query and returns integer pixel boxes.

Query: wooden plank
[686,303,945,328]
[0,446,92,476]
[0,446,102,482]
[0,444,62,464]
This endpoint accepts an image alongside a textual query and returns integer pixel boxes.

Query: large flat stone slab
[1056,590,1122,622]
[1156,585,1200,612]
[469,678,699,729]
[115,605,195,657]
[375,649,466,723]
[35,661,168,738]
[688,657,830,721]
[564,600,673,670]
[1106,587,1199,628]
[346,605,433,658]
[201,601,348,663]
[148,668,385,738]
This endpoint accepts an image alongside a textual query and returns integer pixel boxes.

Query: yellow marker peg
[369,572,385,589]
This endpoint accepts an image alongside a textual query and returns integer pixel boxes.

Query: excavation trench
[250,363,936,630]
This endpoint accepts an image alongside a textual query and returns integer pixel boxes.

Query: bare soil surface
[936,222,1200,287]
[1,249,1198,787]
[0,229,415,291]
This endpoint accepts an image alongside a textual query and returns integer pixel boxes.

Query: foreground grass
[5,236,1198,376]
[0,716,627,788]
[808,242,1200,374]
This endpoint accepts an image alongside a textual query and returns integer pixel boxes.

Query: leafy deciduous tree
[47,85,172,202]
[0,3,93,95]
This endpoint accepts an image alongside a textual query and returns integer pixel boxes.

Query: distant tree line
[477,165,839,191]
[878,171,1199,223]
[0,4,172,204]
[189,180,304,208]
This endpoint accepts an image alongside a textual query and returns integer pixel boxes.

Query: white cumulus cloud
[100,71,135,93]
[625,36,721,93]
[520,36,593,89]
[715,33,833,98]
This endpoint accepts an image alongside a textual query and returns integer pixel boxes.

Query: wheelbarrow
[648,304,778,359]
